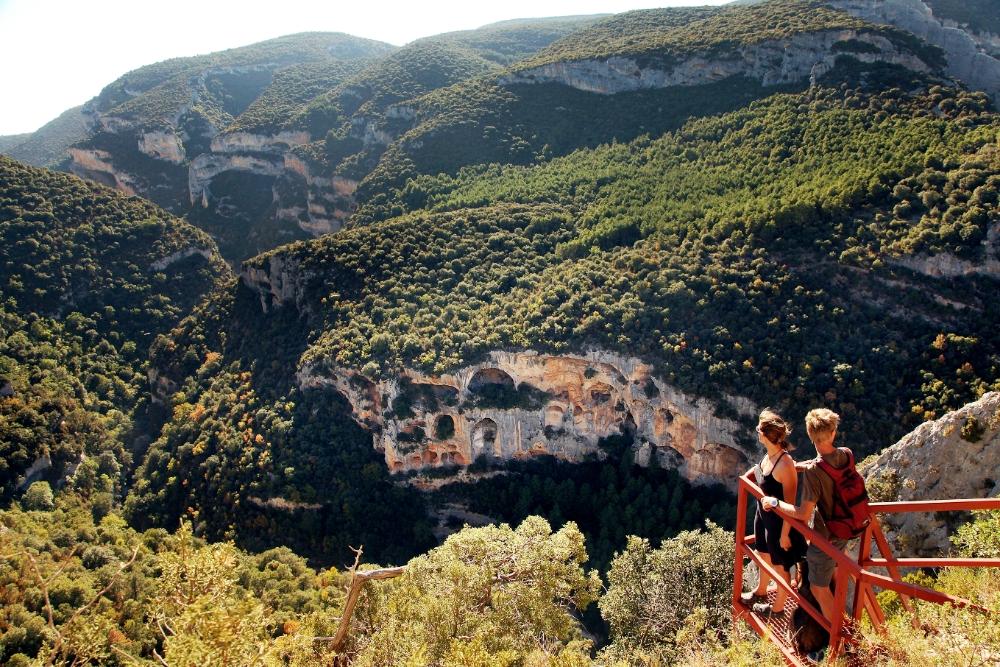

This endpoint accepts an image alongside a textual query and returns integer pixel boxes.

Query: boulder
[861,392,1000,556]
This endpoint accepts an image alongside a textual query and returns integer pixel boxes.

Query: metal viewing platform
[733,473,1000,665]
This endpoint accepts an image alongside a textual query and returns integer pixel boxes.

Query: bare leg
[772,565,791,612]
[754,552,773,595]
[812,584,837,625]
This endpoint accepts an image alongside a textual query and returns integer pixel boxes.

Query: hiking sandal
[741,590,768,604]
[752,601,787,619]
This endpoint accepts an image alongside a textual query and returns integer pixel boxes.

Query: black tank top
[757,451,787,498]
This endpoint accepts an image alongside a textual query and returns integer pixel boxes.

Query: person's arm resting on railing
[762,494,815,524]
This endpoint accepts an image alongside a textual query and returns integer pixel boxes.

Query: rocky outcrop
[240,253,311,313]
[15,454,52,491]
[247,495,323,511]
[150,246,215,271]
[211,130,310,154]
[138,130,186,163]
[891,222,1000,279]
[861,392,1000,556]
[829,0,1000,102]
[148,367,178,406]
[279,155,358,235]
[503,29,932,94]
[67,148,139,195]
[297,350,756,485]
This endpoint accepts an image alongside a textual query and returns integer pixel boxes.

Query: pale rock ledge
[502,29,931,94]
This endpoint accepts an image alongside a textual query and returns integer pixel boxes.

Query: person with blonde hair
[742,409,806,618]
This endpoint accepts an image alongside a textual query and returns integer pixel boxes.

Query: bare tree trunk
[326,546,405,654]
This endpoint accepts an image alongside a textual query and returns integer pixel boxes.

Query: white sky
[0,0,731,136]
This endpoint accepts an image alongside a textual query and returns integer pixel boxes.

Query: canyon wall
[503,29,933,93]
[295,350,756,485]
[829,0,1000,102]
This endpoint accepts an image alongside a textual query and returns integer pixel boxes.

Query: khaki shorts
[806,538,848,587]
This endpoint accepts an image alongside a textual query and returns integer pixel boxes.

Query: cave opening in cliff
[434,414,455,440]
[472,418,498,457]
[468,368,516,400]
[622,411,637,437]
[589,382,614,405]
[204,170,277,219]
[544,404,565,428]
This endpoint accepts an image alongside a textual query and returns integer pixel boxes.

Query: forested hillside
[136,60,999,569]
[2,1,1000,664]
[0,156,227,502]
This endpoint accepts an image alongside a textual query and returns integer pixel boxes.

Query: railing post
[852,523,873,622]
[733,477,747,622]
[871,518,914,614]
[733,477,749,617]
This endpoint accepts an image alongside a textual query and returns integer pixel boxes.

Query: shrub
[22,481,54,511]
[599,521,735,664]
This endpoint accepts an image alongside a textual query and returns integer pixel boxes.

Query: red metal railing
[733,473,1000,665]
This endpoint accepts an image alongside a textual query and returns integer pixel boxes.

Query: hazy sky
[0,0,731,135]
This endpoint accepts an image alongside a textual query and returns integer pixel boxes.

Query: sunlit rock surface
[297,350,755,485]
[862,391,1000,556]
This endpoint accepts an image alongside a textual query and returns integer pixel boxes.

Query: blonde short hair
[805,408,840,439]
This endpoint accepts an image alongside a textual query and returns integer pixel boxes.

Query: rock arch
[468,367,516,394]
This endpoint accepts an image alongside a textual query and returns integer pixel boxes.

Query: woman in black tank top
[742,409,807,616]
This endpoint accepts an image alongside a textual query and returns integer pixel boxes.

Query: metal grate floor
[738,589,864,667]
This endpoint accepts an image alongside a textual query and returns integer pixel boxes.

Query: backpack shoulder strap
[843,448,855,468]
[816,448,852,479]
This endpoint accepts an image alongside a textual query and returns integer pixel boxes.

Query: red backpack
[817,448,871,539]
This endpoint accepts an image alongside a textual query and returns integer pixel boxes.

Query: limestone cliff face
[503,29,932,94]
[240,253,311,313]
[211,130,310,154]
[279,155,358,236]
[67,148,139,195]
[138,130,186,163]
[15,453,52,491]
[891,222,1000,279]
[296,350,756,485]
[829,0,1000,102]
[861,392,1000,556]
[150,246,216,271]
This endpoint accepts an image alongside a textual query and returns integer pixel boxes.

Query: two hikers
[754,407,870,627]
